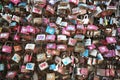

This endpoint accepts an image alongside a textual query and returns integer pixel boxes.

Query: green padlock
[0,4,2,10]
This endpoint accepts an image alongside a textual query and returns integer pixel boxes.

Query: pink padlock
[106,37,117,44]
[14,34,20,41]
[27,25,36,34]
[21,26,29,34]
[46,35,56,41]
[88,44,96,50]
[98,46,109,53]
[11,0,20,5]
[62,28,70,36]
[69,0,79,5]
[2,42,12,53]
[46,43,56,49]
[87,25,98,30]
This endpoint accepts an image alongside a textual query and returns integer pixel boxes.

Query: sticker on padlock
[39,62,49,71]
[25,43,35,50]
[37,53,46,62]
[62,57,72,66]
[60,22,68,27]
[46,43,56,49]
[68,38,77,46]
[36,34,46,41]
[46,35,55,41]
[26,63,35,70]
[49,64,56,70]
[12,54,21,63]
[12,15,20,22]
[66,25,75,31]
[32,6,42,15]
[57,35,67,41]
[55,56,62,64]
[1,13,12,23]
[46,26,55,35]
